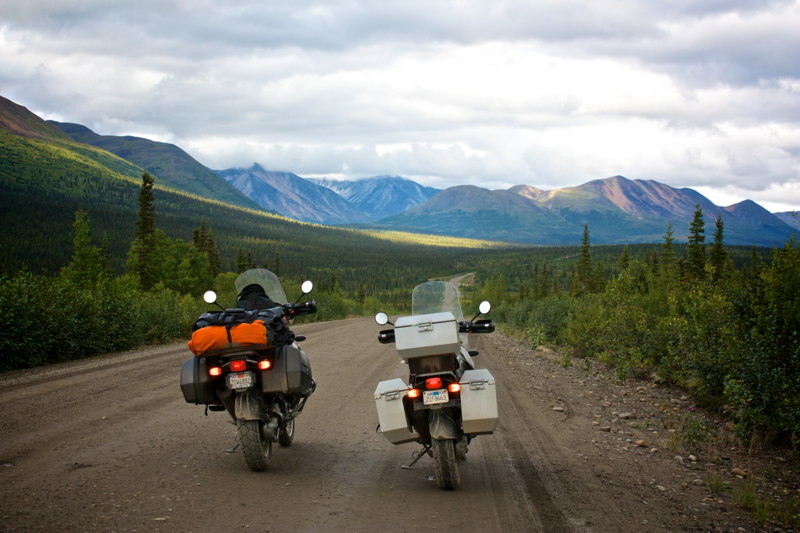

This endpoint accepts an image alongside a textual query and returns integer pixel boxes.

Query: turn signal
[230,360,246,372]
[425,377,442,390]
[209,367,222,377]
[407,389,420,399]
[448,383,461,393]
[258,360,271,370]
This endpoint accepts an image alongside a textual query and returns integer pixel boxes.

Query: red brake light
[230,360,247,372]
[407,389,420,399]
[258,360,271,370]
[425,377,443,390]
[209,367,222,376]
[448,383,461,393]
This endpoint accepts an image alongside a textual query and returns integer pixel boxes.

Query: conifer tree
[709,213,729,283]
[552,277,560,296]
[577,224,592,292]
[661,221,676,270]
[687,202,706,280]
[62,208,100,287]
[531,263,539,300]
[358,281,366,305]
[539,262,549,298]
[275,252,281,277]
[246,251,256,269]
[206,230,221,276]
[569,265,581,297]
[261,257,270,270]
[130,172,158,290]
[594,260,605,293]
[618,244,630,270]
[235,246,247,274]
[650,251,659,274]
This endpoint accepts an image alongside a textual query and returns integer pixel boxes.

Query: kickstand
[401,444,431,469]
[225,443,240,454]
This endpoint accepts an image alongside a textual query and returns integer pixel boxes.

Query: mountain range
[213,165,370,225]
[1,93,795,247]
[307,176,440,220]
[376,176,793,245]
[49,121,260,210]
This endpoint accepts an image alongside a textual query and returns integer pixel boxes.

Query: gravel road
[0,317,749,532]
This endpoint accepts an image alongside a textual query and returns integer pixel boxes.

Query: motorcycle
[373,280,496,490]
[180,268,317,471]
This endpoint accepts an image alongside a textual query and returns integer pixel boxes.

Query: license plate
[423,389,449,405]
[227,371,254,390]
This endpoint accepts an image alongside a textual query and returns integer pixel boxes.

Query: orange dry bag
[187,320,275,357]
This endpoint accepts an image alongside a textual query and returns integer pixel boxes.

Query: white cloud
[0,0,798,208]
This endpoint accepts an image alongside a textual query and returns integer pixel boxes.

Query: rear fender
[429,410,459,440]
[234,390,264,421]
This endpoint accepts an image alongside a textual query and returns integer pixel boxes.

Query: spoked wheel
[278,418,294,447]
[237,419,272,471]
[432,438,460,490]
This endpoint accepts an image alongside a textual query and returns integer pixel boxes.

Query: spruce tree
[99,231,113,279]
[577,224,592,292]
[650,251,659,274]
[62,208,100,287]
[552,277,560,296]
[132,172,158,290]
[358,282,366,305]
[594,260,605,293]
[275,252,281,277]
[568,265,581,297]
[709,213,729,283]
[539,262,549,298]
[687,202,706,280]
[618,244,630,270]
[246,251,256,269]
[531,264,539,300]
[661,221,676,270]
[235,246,247,274]
[206,230,221,277]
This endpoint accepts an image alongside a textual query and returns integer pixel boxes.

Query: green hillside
[51,121,261,211]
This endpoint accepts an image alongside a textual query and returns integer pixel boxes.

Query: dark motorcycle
[373,280,496,490]
[180,268,317,471]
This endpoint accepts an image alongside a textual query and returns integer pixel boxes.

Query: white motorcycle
[373,281,497,490]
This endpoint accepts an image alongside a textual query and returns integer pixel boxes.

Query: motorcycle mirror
[301,280,313,294]
[479,301,491,315]
[375,312,391,326]
[203,291,217,304]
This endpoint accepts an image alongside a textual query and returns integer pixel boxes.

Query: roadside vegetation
[466,208,799,528]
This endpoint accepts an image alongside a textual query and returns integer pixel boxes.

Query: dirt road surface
[1,318,750,532]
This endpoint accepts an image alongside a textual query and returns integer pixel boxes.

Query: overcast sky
[1,0,798,212]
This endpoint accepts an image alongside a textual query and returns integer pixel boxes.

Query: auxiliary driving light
[209,367,222,377]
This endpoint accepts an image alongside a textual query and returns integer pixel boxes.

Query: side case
[459,369,499,435]
[261,345,314,395]
[374,378,419,445]
[180,356,219,405]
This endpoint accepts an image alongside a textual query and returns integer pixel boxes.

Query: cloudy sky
[1,0,798,211]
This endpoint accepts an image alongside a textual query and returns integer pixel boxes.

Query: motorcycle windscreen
[235,269,288,305]
[411,281,464,321]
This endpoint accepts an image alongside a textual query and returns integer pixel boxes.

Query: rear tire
[278,418,294,447]
[237,420,272,471]
[432,438,460,490]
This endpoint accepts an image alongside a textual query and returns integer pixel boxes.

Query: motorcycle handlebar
[285,300,317,317]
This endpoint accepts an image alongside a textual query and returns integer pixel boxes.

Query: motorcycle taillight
[230,360,247,372]
[425,377,443,389]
